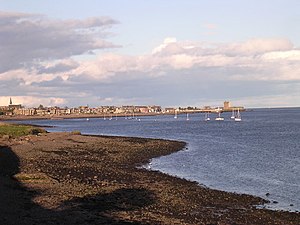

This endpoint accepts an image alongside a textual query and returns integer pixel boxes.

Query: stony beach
[0,132,299,225]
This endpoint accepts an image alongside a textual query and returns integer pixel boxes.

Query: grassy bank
[0,123,46,137]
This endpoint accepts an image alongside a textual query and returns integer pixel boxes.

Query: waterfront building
[8,98,22,111]
[224,101,231,110]
[165,108,176,113]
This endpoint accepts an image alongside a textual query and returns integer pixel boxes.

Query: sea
[14,108,300,212]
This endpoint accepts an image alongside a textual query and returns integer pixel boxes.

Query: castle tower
[224,101,231,109]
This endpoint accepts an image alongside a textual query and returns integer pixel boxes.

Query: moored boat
[234,108,242,122]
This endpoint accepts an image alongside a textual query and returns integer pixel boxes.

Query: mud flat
[0,132,299,224]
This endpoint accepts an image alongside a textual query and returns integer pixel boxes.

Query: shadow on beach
[0,145,154,225]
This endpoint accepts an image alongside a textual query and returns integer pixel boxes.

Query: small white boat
[86,118,89,121]
[215,117,224,121]
[205,112,210,121]
[186,113,189,121]
[174,110,177,119]
[231,109,235,119]
[234,109,242,122]
[215,111,224,121]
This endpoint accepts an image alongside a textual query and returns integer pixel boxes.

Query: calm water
[15,108,300,212]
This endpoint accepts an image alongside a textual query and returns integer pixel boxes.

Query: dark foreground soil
[0,132,299,225]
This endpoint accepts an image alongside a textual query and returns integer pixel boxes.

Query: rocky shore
[0,132,299,224]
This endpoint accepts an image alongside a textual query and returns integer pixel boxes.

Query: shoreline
[0,132,299,224]
[1,112,174,121]
[7,119,298,213]
[0,109,246,121]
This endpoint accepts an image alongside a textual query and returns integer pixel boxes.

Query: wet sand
[0,132,299,224]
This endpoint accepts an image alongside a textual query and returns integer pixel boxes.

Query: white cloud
[37,59,79,74]
[0,68,61,85]
[152,37,177,54]
[49,98,67,106]
[18,37,299,85]
[0,96,67,107]
[261,50,300,61]
[166,54,198,69]
[0,11,119,73]
[224,38,293,56]
[1,14,300,108]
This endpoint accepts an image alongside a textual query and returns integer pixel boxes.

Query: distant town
[0,98,244,118]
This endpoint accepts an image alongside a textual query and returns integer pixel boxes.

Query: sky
[0,0,300,108]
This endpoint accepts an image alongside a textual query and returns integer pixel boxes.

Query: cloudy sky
[1,0,300,108]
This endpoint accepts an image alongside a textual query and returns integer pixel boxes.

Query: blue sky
[0,0,300,107]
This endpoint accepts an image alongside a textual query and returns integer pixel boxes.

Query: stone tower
[224,101,231,109]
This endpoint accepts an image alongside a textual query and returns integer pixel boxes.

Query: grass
[0,123,46,138]
[14,173,47,181]
[71,130,81,135]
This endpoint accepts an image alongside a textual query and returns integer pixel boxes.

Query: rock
[266,192,270,196]
[2,135,11,140]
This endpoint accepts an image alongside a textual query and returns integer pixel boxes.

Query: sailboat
[186,113,189,121]
[205,112,210,121]
[231,109,235,119]
[215,108,224,121]
[174,110,178,119]
[234,108,242,122]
